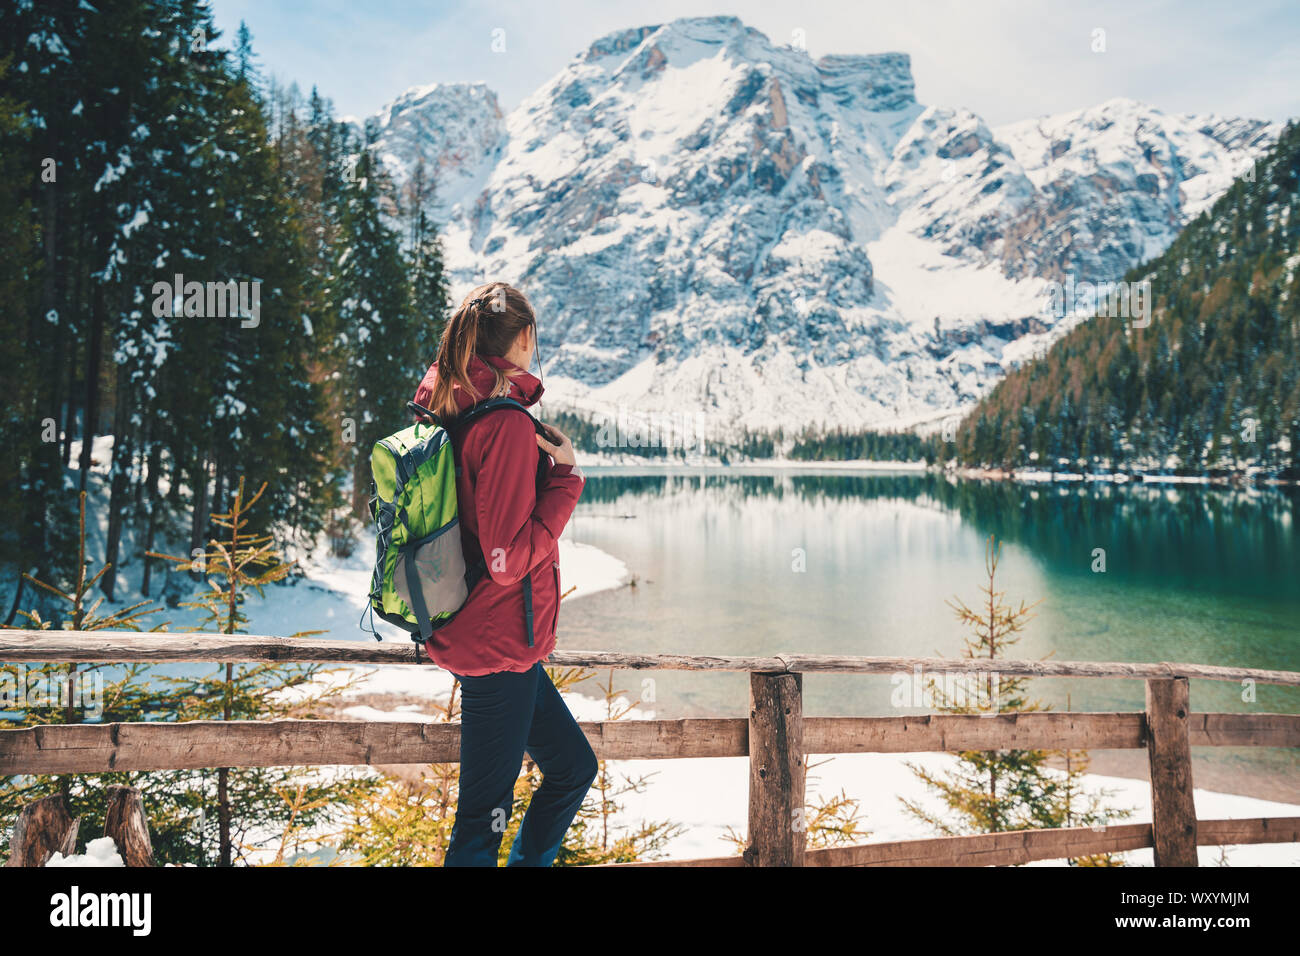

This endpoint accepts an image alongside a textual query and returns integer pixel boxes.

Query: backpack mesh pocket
[393,519,469,624]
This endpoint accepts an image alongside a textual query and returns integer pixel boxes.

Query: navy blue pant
[445,661,598,866]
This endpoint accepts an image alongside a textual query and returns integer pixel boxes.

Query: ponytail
[429,300,481,419]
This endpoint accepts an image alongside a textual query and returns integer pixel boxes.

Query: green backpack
[362,398,545,648]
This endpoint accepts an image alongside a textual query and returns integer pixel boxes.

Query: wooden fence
[3,630,1299,866]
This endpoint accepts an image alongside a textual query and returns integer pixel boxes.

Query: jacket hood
[413,352,544,416]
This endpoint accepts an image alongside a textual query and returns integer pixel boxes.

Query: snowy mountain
[366,15,1280,436]
[364,81,506,215]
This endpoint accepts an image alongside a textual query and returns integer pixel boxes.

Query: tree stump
[103,784,154,867]
[4,793,80,867]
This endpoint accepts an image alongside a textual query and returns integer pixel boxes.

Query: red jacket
[411,353,585,675]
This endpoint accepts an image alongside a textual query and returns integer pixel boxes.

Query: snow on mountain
[993,97,1278,279]
[363,81,505,215]
[365,16,1281,436]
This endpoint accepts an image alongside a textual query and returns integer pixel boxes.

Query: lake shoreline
[943,463,1299,488]
[577,455,1298,486]
[1044,749,1300,807]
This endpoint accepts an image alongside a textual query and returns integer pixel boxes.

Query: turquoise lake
[558,468,1300,791]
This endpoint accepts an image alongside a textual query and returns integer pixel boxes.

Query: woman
[411,281,597,867]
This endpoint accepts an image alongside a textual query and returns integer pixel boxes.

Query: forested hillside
[942,120,1300,477]
[0,1,448,614]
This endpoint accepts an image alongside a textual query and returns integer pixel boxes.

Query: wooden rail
[5,630,1300,684]
[3,630,1300,867]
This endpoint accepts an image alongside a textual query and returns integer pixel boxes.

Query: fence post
[745,671,805,866]
[1145,677,1198,866]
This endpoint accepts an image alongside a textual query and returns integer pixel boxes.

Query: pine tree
[0,52,42,613]
[182,22,334,554]
[0,2,340,605]
[98,0,225,599]
[146,477,374,865]
[900,534,1135,864]
[0,0,124,604]
[328,138,434,515]
[406,158,450,357]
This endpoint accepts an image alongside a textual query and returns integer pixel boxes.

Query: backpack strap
[403,546,435,643]
[521,576,535,648]
[407,400,438,423]
[452,397,547,436]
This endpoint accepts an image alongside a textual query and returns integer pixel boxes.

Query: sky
[209,0,1300,126]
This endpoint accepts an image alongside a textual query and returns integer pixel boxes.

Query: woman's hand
[536,423,576,467]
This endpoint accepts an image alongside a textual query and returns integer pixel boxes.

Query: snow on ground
[862,225,1047,331]
[244,525,630,645]
[44,835,197,867]
[46,836,124,867]
[554,538,629,600]
[64,435,117,476]
[785,753,1300,867]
